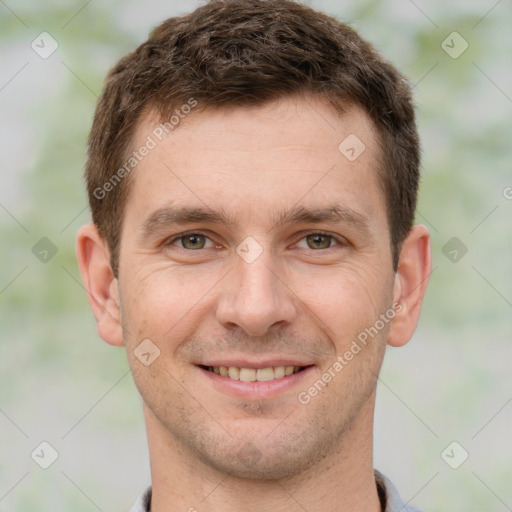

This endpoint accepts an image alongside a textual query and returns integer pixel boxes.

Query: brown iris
[180,234,206,249]
[306,234,333,249]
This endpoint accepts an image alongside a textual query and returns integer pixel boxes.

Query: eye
[296,233,341,250]
[171,233,214,250]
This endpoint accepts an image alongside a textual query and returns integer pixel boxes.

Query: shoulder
[375,470,424,512]
[129,486,152,512]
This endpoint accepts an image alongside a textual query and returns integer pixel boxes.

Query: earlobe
[387,224,431,348]
[76,224,124,347]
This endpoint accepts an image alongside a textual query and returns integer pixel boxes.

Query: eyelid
[293,230,347,249]
[166,230,216,248]
[163,230,347,250]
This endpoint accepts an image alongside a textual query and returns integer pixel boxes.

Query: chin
[201,447,322,481]
[189,426,334,481]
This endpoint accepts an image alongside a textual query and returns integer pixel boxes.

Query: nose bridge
[239,252,277,302]
[216,241,297,336]
[235,235,278,296]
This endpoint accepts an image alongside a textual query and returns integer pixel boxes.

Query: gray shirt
[129,470,423,511]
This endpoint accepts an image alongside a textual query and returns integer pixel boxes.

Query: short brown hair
[85,0,419,276]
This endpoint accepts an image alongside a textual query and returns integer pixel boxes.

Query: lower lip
[198,366,315,400]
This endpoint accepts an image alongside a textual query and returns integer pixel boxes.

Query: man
[76,1,431,510]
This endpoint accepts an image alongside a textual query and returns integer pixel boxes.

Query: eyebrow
[271,205,370,232]
[138,205,236,239]
[137,204,371,241]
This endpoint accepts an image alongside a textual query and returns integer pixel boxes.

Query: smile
[200,365,307,381]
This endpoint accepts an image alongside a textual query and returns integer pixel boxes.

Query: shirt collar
[130,470,423,512]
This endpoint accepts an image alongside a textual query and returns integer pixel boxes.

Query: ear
[76,224,124,347]
[387,224,431,347]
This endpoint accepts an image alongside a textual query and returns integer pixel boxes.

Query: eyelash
[166,231,345,250]
[167,231,218,249]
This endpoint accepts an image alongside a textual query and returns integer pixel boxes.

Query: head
[77,0,430,481]
[85,0,420,276]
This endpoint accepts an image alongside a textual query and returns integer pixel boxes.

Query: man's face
[117,97,397,479]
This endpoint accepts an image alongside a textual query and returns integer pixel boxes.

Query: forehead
[125,96,386,232]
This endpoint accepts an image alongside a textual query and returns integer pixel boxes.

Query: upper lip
[196,359,314,369]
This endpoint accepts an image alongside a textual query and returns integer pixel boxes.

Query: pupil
[308,234,330,249]
[185,235,203,249]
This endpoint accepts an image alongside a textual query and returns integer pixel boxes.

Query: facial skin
[77,96,431,512]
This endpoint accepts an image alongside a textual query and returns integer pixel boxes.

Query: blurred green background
[0,1,510,510]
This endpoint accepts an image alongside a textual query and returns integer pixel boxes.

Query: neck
[146,393,381,512]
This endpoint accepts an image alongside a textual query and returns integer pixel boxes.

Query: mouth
[196,362,315,400]
[199,364,309,382]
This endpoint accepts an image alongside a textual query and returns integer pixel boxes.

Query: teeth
[228,366,240,380]
[274,366,285,379]
[256,367,275,382]
[207,365,305,381]
[240,368,256,382]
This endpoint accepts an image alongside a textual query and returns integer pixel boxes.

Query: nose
[215,247,298,337]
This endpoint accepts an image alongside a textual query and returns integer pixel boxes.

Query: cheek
[119,265,221,349]
[288,265,391,345]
